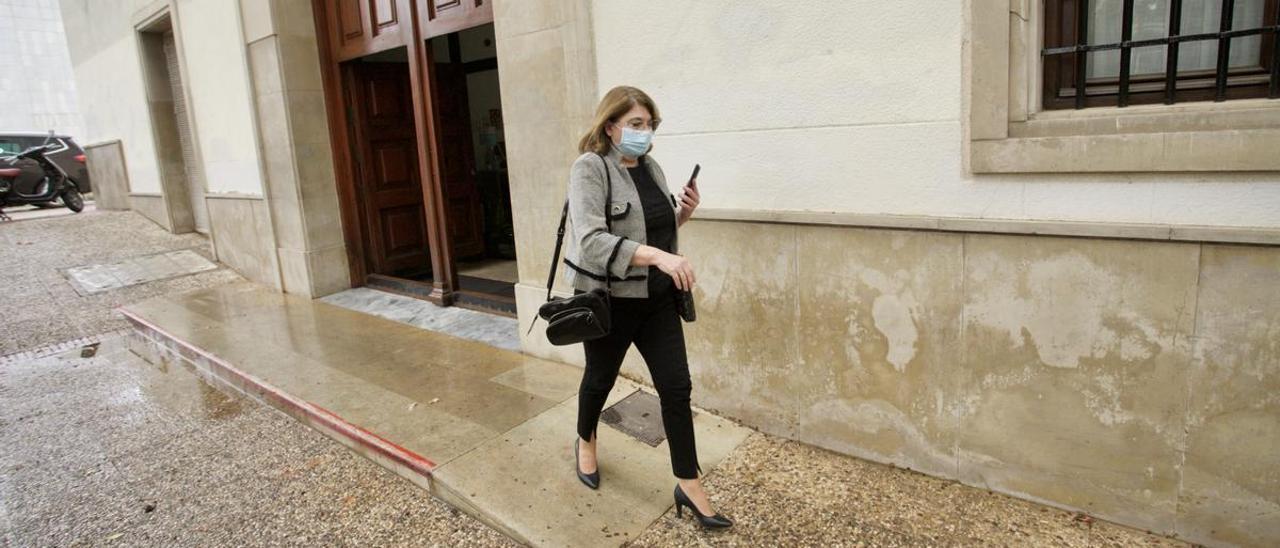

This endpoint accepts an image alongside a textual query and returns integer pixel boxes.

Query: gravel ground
[0,336,517,547]
[0,209,240,356]
[628,433,1190,547]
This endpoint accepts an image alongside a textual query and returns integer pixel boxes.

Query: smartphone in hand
[679,164,700,204]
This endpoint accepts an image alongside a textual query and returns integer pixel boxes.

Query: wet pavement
[0,208,240,357]
[0,335,517,547]
[122,282,755,547]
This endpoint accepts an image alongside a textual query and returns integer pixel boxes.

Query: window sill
[1011,99,1280,138]
[972,127,1280,173]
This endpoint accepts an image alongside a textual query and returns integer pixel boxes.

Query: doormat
[63,249,217,295]
[454,290,516,317]
[458,275,516,298]
[600,390,696,447]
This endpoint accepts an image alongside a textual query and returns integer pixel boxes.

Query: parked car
[0,131,91,195]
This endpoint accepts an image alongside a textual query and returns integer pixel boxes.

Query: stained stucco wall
[670,220,1279,548]
[591,1,1280,229]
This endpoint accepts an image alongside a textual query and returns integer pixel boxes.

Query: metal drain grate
[0,329,129,366]
[599,390,696,447]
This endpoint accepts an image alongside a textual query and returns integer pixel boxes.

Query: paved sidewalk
[122,282,755,547]
[0,209,240,357]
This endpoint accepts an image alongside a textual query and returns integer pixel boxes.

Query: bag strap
[543,153,614,301]
[544,200,570,301]
[528,155,616,337]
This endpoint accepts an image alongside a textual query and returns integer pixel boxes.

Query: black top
[628,157,676,296]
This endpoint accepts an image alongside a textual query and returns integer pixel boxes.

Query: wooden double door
[316,0,492,303]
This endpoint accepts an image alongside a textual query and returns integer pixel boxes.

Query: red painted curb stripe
[118,307,439,475]
[310,404,439,472]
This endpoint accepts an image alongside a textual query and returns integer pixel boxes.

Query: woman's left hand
[678,181,700,224]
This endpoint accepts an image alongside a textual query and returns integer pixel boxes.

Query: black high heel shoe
[574,437,599,489]
[674,484,732,529]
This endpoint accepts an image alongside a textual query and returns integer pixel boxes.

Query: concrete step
[119,282,752,547]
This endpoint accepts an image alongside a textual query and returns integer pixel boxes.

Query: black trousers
[575,286,701,479]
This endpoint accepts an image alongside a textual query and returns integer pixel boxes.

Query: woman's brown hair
[577,86,660,155]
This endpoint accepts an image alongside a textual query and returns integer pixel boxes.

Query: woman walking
[562,85,731,529]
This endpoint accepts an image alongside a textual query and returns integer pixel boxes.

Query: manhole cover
[63,249,217,295]
[600,390,696,447]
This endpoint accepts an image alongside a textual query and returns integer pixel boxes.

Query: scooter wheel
[63,187,85,213]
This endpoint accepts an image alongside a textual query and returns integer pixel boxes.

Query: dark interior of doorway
[413,23,517,316]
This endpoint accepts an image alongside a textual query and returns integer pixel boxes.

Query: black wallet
[675,289,696,322]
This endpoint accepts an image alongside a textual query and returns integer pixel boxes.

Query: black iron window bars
[1044,0,1280,109]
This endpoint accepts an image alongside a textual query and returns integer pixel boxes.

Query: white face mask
[614,125,653,157]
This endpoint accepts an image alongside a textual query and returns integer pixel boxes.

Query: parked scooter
[0,131,85,220]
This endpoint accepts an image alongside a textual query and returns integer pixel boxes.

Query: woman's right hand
[654,251,696,291]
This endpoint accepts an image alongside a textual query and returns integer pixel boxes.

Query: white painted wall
[0,0,84,138]
[58,0,162,193]
[592,0,1280,229]
[57,0,262,196]
[173,0,261,196]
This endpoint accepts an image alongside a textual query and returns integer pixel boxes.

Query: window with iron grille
[1043,0,1280,109]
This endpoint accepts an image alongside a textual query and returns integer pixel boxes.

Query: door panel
[430,55,485,258]
[371,0,397,33]
[350,62,431,276]
[419,0,492,39]
[338,1,363,40]
[329,0,406,62]
[380,204,428,261]
[371,142,413,190]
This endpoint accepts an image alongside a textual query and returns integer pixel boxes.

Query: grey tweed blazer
[562,147,680,298]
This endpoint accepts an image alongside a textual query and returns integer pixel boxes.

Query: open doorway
[426,24,516,316]
[137,14,207,234]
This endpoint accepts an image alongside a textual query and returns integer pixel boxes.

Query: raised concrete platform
[119,282,752,547]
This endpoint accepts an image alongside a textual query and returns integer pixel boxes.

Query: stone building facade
[58,1,1280,546]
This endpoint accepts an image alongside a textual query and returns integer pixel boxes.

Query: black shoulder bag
[531,154,623,346]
